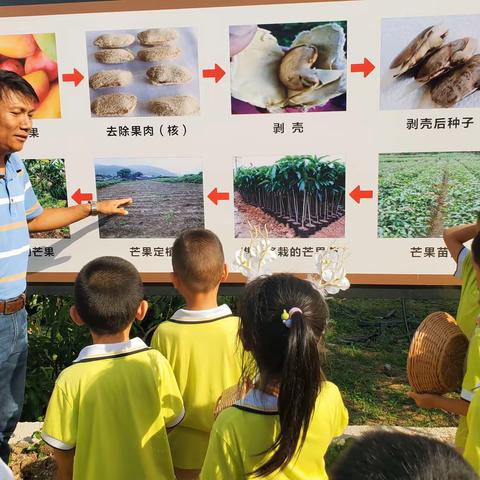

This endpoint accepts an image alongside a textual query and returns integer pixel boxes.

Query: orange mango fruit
[33,82,61,119]
[23,70,50,103]
[0,34,37,59]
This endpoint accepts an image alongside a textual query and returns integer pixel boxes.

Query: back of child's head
[239,274,328,477]
[172,228,225,293]
[331,430,477,480]
[75,256,144,335]
[472,231,480,268]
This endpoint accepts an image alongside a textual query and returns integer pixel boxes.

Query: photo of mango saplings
[24,159,70,239]
[234,155,345,238]
[95,157,204,238]
[229,22,347,114]
[86,27,200,117]
[381,16,480,110]
[0,33,60,118]
[378,152,480,238]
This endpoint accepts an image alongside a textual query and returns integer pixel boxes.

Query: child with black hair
[410,232,480,475]
[331,430,477,480]
[200,274,348,479]
[41,256,184,480]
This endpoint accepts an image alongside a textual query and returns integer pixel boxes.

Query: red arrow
[351,58,375,78]
[350,185,373,204]
[62,68,84,87]
[202,64,225,83]
[71,188,92,204]
[208,188,229,205]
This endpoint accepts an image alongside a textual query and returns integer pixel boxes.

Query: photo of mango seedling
[378,152,480,238]
[86,27,199,117]
[24,159,69,239]
[234,155,345,238]
[229,21,347,114]
[0,33,60,118]
[381,15,480,110]
[95,157,204,238]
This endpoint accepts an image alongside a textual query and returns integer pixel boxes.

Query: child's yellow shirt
[464,386,480,475]
[42,338,184,480]
[200,381,348,480]
[455,248,480,340]
[151,305,243,470]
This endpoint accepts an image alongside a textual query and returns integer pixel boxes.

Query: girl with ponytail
[200,274,348,479]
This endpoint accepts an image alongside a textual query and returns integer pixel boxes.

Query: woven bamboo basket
[407,311,468,394]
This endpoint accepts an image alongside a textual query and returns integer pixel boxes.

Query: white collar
[171,304,232,322]
[235,389,278,412]
[74,337,148,363]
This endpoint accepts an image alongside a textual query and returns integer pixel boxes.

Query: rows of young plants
[378,153,480,238]
[234,155,345,237]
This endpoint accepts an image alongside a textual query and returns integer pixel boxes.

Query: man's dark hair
[0,70,39,103]
[331,431,477,480]
[74,256,144,335]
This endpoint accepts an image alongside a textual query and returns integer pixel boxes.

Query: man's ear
[220,263,229,282]
[135,300,149,322]
[70,306,85,327]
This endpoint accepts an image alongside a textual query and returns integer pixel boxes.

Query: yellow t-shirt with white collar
[42,338,184,480]
[200,381,348,480]
[464,386,480,475]
[151,304,243,470]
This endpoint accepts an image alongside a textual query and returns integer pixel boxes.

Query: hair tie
[281,307,303,328]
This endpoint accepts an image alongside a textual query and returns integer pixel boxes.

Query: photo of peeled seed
[146,64,192,85]
[94,33,135,49]
[381,16,480,110]
[149,95,200,116]
[230,22,347,114]
[89,70,133,89]
[137,45,181,61]
[95,49,135,64]
[87,27,200,117]
[137,28,178,46]
[91,93,137,116]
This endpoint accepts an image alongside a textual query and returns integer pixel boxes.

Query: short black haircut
[74,256,144,335]
[472,232,480,267]
[0,70,39,103]
[331,430,477,480]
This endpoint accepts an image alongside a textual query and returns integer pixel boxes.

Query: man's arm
[53,448,75,480]
[408,391,469,416]
[443,223,480,262]
[27,198,132,232]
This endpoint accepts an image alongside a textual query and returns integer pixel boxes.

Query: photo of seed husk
[381,16,480,110]
[230,22,347,114]
[86,27,200,117]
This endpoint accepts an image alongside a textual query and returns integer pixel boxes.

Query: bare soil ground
[234,192,345,238]
[97,180,204,238]
[9,442,55,480]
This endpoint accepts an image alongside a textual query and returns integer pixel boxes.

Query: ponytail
[253,310,324,476]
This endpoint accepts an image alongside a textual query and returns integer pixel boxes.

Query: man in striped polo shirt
[0,71,132,463]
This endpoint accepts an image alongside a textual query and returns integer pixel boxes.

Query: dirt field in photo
[97,180,204,238]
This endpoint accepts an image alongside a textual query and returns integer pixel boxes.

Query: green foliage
[378,152,480,238]
[117,168,132,179]
[96,179,123,189]
[24,159,67,209]
[155,172,203,184]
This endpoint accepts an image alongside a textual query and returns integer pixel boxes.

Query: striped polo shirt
[0,152,43,300]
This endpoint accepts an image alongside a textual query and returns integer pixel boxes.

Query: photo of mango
[0,33,61,119]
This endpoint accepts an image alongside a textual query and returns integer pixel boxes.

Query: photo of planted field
[95,157,204,238]
[378,152,480,238]
[25,159,69,239]
[234,155,345,238]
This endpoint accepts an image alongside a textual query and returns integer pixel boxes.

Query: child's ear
[70,306,85,327]
[171,272,180,290]
[221,263,229,282]
[135,300,149,322]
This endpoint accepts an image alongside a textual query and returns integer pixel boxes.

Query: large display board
[1,0,478,285]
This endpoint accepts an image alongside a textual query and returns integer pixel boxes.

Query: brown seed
[95,49,135,64]
[94,33,135,49]
[146,64,192,85]
[89,70,133,89]
[149,95,199,116]
[91,93,137,116]
[137,45,181,62]
[137,28,178,46]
